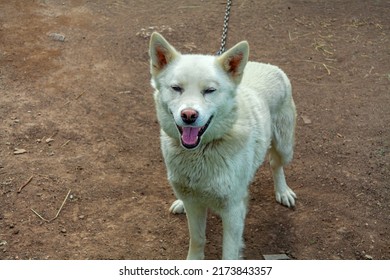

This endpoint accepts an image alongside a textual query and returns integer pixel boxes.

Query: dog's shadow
[203,189,296,260]
[244,169,297,260]
[173,168,299,260]
[203,167,298,260]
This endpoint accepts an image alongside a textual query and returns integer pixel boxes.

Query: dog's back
[241,62,296,165]
[241,62,293,114]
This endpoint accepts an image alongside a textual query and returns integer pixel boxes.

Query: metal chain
[216,0,232,55]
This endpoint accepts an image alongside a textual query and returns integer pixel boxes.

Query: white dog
[149,32,297,260]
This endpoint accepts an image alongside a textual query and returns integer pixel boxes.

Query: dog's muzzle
[176,116,213,150]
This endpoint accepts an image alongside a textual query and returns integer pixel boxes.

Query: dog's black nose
[181,108,198,124]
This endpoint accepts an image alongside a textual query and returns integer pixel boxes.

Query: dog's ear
[217,41,249,84]
[149,32,180,77]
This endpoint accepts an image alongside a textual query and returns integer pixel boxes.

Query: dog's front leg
[183,201,207,260]
[221,201,247,259]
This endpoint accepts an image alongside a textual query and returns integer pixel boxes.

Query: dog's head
[149,32,249,150]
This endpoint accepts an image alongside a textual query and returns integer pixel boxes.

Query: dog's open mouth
[177,116,213,149]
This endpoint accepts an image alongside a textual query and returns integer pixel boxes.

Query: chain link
[216,0,232,55]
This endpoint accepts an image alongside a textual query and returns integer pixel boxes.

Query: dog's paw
[169,199,186,214]
[275,186,297,208]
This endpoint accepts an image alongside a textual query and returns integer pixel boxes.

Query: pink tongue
[181,127,201,145]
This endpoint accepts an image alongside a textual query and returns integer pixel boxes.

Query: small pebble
[337,227,347,234]
[263,254,290,260]
[14,148,27,155]
[49,33,66,42]
[364,254,373,260]
[61,228,66,233]
[301,115,312,125]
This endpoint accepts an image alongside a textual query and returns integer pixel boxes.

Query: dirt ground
[0,0,389,260]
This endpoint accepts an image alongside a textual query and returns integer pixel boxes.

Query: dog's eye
[171,85,183,93]
[203,88,216,94]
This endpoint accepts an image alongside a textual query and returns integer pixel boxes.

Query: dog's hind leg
[269,98,297,208]
[269,147,296,207]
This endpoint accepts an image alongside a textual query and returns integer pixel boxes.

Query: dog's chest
[161,138,256,203]
[165,146,228,189]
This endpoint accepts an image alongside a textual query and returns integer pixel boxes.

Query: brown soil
[0,0,389,260]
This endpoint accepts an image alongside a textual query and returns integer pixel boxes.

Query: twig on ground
[178,5,200,9]
[75,92,85,100]
[63,92,85,106]
[17,176,34,193]
[364,66,374,78]
[50,131,59,139]
[302,60,339,75]
[322,63,331,75]
[288,31,313,41]
[288,31,293,41]
[31,208,49,222]
[31,189,71,222]
[61,140,71,147]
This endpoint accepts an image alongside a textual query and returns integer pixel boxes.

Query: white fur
[149,32,297,260]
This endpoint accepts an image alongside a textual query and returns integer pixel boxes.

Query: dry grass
[312,36,334,56]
